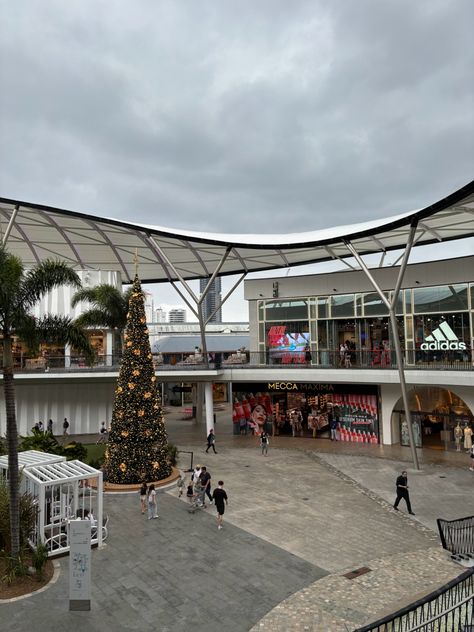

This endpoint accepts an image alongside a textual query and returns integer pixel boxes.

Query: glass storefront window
[265,321,310,364]
[330,294,354,318]
[413,284,468,313]
[364,293,389,316]
[318,297,328,319]
[265,300,308,321]
[355,295,363,317]
[391,290,404,315]
[414,313,470,363]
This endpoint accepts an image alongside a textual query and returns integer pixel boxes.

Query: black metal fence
[353,568,474,632]
[438,515,474,557]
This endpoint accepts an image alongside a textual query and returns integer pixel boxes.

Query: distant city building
[168,308,186,323]
[200,277,222,323]
[143,291,154,324]
[155,307,167,323]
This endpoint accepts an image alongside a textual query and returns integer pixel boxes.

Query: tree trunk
[3,335,20,559]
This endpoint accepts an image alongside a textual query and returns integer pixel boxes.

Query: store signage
[267,382,334,392]
[420,321,466,351]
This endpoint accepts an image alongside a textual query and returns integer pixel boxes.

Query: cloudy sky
[1,1,473,319]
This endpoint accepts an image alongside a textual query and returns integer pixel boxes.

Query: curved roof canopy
[0,181,473,283]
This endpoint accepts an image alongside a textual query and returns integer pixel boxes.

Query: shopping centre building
[0,182,473,459]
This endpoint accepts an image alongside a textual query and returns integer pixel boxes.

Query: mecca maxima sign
[420,321,466,351]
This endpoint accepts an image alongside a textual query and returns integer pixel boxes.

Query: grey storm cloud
[0,0,473,234]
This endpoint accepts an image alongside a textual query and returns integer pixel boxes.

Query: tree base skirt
[103,466,180,492]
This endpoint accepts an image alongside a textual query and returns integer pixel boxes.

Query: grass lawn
[84,443,107,465]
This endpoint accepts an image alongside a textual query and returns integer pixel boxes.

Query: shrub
[61,442,87,461]
[0,476,38,556]
[167,443,178,467]
[31,543,48,580]
[19,431,62,455]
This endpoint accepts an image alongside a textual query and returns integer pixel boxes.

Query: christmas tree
[105,275,171,484]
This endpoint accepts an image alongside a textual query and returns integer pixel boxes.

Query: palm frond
[0,248,25,330]
[33,315,95,364]
[71,284,129,329]
[74,309,116,329]
[19,261,82,311]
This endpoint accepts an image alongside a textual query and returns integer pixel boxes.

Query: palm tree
[0,245,94,562]
[71,284,134,360]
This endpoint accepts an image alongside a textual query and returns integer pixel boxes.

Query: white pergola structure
[1,180,473,469]
[0,451,104,557]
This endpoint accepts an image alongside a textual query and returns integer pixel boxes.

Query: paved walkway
[7,410,472,631]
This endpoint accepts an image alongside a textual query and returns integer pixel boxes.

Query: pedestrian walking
[47,419,53,434]
[192,464,202,487]
[199,466,212,505]
[147,484,158,519]
[96,421,108,444]
[139,482,148,514]
[186,480,194,503]
[469,446,474,471]
[393,470,415,515]
[205,429,217,454]
[212,480,228,530]
[177,475,185,497]
[63,417,70,436]
[38,421,44,433]
[260,431,269,456]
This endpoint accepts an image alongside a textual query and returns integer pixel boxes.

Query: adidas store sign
[420,321,466,351]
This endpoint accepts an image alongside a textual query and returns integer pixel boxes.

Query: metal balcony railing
[1,349,472,373]
[353,568,474,632]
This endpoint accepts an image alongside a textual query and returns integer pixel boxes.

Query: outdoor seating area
[0,450,105,557]
[222,349,248,365]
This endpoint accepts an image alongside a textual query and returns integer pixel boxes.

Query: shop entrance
[232,382,380,443]
[393,387,473,451]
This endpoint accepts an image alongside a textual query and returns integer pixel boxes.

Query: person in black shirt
[212,481,228,530]
[199,467,212,505]
[393,470,415,515]
[205,429,217,454]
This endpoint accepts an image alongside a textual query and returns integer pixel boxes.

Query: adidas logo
[420,321,466,351]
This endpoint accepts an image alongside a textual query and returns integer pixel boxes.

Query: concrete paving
[4,409,472,631]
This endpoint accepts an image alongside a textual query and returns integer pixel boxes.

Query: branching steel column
[1,204,19,246]
[345,223,420,470]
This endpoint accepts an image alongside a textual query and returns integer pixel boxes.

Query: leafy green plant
[167,443,178,467]
[1,551,28,584]
[0,477,38,556]
[19,432,62,455]
[62,442,87,461]
[31,543,48,580]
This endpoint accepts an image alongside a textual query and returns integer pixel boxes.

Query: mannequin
[454,423,463,452]
[464,424,473,452]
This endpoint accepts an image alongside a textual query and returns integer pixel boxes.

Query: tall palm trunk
[3,335,20,559]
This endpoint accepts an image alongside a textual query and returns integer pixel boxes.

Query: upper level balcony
[2,349,473,374]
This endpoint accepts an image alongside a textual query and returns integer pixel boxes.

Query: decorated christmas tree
[105,275,171,484]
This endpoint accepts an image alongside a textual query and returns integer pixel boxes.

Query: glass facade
[257,283,474,367]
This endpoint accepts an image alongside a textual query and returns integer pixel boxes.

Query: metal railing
[438,515,474,557]
[1,350,472,373]
[353,568,474,632]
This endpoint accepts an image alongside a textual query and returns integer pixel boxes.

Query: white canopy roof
[1,181,473,283]
[24,459,100,484]
[0,450,66,470]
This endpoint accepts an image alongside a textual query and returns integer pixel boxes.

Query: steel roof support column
[345,223,420,470]
[1,204,19,246]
